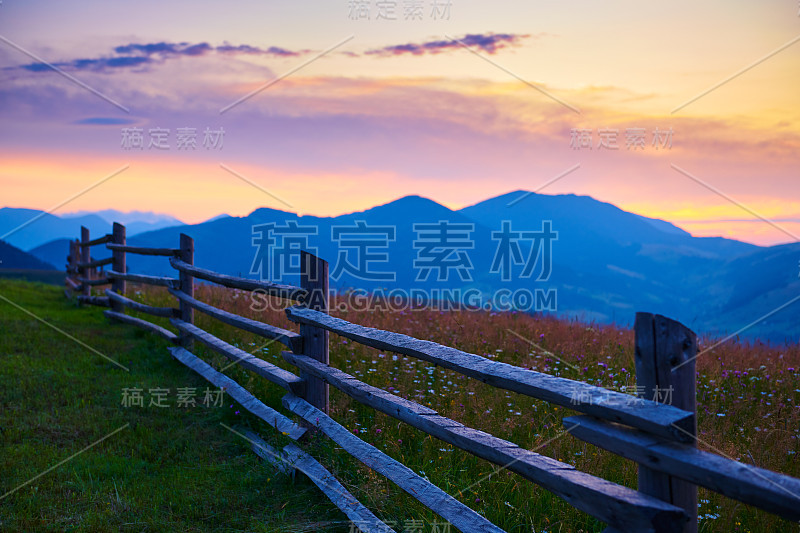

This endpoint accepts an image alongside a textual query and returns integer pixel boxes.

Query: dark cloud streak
[365,32,530,57]
[12,33,527,75]
[15,41,305,74]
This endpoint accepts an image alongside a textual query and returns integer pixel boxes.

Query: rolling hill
[0,240,56,270]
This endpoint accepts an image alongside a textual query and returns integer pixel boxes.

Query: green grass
[3,279,800,532]
[0,279,349,532]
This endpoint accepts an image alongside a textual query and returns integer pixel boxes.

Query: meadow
[2,278,799,531]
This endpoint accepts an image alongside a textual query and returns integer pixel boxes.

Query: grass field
[0,280,346,532]
[2,279,799,532]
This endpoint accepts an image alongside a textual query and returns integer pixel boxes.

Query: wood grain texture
[168,288,301,352]
[167,346,307,441]
[282,351,688,533]
[282,393,505,533]
[78,257,113,269]
[106,243,180,256]
[107,270,179,288]
[281,443,396,533]
[79,234,111,247]
[635,313,698,532]
[299,251,329,415]
[105,289,178,318]
[169,257,307,301]
[110,222,126,314]
[285,307,694,443]
[564,415,800,523]
[80,227,90,297]
[241,428,294,475]
[170,318,305,395]
[77,295,110,307]
[103,310,178,342]
[77,277,110,286]
[178,234,194,349]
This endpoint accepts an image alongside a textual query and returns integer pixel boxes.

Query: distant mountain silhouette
[0,240,56,270]
[28,237,112,271]
[0,208,187,251]
[63,209,185,236]
[15,192,798,340]
[0,208,109,251]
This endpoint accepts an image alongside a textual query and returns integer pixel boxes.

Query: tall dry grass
[126,283,800,532]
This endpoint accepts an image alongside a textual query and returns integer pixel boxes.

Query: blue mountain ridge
[19,192,796,341]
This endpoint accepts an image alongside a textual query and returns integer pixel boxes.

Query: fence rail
[64,222,800,533]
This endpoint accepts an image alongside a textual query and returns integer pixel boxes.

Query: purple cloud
[14,41,305,74]
[73,117,138,125]
[365,33,530,57]
[216,43,303,57]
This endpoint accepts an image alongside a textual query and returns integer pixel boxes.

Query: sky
[0,0,799,245]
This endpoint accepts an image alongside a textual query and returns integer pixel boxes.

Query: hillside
[0,240,56,270]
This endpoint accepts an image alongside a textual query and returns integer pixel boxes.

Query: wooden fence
[64,223,800,533]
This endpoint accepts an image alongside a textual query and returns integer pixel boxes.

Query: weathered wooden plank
[564,415,800,523]
[168,288,302,352]
[282,351,687,533]
[170,318,305,395]
[635,313,698,532]
[65,277,81,290]
[106,243,180,256]
[79,234,111,247]
[178,234,194,349]
[80,227,90,298]
[104,289,178,318]
[281,443,396,533]
[77,295,110,307]
[282,393,506,533]
[299,251,329,415]
[167,346,307,440]
[169,257,307,301]
[241,428,295,475]
[77,277,110,286]
[107,270,179,288]
[285,307,695,443]
[104,310,179,342]
[78,256,113,269]
[110,223,126,314]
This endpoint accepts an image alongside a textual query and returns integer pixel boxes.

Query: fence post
[634,312,698,533]
[111,223,126,313]
[80,226,90,298]
[299,251,329,415]
[178,233,194,348]
[66,239,76,294]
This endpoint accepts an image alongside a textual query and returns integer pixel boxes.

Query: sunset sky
[1,0,798,245]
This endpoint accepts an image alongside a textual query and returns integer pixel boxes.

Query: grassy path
[0,280,345,532]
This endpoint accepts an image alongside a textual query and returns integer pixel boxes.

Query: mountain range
[2,193,798,342]
[0,208,185,251]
